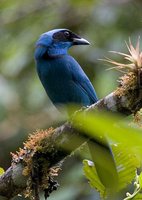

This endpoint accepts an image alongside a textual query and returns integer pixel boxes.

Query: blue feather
[35,29,98,108]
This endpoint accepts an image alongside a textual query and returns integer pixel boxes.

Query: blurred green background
[0,0,142,199]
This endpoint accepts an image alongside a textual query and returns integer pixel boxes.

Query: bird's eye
[64,31,70,38]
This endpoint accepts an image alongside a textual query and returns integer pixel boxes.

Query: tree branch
[0,71,142,199]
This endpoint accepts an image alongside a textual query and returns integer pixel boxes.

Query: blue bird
[34,29,98,108]
[34,29,118,189]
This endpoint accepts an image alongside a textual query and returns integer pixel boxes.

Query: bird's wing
[78,76,98,103]
[69,57,98,103]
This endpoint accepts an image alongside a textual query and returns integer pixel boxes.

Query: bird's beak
[73,37,90,45]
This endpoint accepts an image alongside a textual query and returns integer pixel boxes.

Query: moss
[11,128,54,166]
[115,72,137,97]
[11,128,61,199]
[133,109,142,127]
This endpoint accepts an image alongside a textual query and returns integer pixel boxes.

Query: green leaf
[72,111,142,154]
[83,144,139,199]
[139,173,142,189]
[0,167,4,175]
[73,111,141,198]
[83,159,106,199]
[112,144,139,191]
[131,193,142,199]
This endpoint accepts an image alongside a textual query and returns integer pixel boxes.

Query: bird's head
[35,29,90,58]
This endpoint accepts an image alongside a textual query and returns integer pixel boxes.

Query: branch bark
[0,72,142,199]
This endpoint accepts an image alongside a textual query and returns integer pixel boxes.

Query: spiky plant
[103,37,142,73]
[102,37,142,97]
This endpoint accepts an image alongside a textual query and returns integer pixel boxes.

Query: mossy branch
[1,40,142,200]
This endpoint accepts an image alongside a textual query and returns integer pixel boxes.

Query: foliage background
[0,0,142,199]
